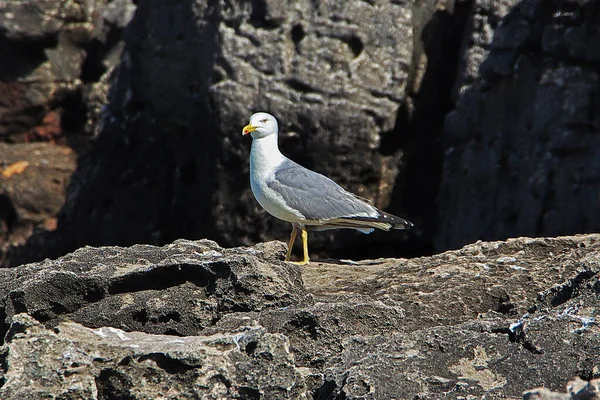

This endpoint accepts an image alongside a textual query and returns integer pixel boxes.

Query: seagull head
[242,112,278,139]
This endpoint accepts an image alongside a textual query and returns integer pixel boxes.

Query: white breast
[249,136,305,223]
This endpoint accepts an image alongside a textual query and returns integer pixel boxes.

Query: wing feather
[266,159,413,231]
[266,159,377,221]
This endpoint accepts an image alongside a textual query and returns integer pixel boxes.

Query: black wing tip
[379,211,413,229]
[394,219,414,230]
[343,212,414,230]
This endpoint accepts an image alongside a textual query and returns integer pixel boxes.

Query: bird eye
[261,119,268,123]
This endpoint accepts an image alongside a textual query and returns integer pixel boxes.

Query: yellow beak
[242,124,256,135]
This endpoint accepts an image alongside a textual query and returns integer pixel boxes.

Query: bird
[242,112,413,265]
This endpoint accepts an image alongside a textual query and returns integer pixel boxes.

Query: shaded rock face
[437,0,600,250]
[0,143,76,264]
[0,235,599,398]
[5,0,429,267]
[0,0,135,266]
[0,0,135,144]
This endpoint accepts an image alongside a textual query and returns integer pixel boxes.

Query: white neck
[250,133,285,174]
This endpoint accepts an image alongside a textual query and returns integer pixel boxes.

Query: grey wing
[266,160,376,221]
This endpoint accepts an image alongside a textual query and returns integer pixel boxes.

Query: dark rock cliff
[0,0,134,262]
[437,0,600,250]
[2,0,599,266]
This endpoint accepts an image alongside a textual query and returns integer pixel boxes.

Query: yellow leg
[291,227,310,265]
[285,225,298,261]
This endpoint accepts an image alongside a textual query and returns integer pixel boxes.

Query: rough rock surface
[0,240,310,338]
[0,235,598,398]
[437,0,600,250]
[1,314,308,399]
[523,376,600,399]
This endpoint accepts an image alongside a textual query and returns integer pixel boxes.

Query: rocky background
[0,0,599,398]
[1,0,597,266]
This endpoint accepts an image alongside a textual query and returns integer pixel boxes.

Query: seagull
[242,112,413,265]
